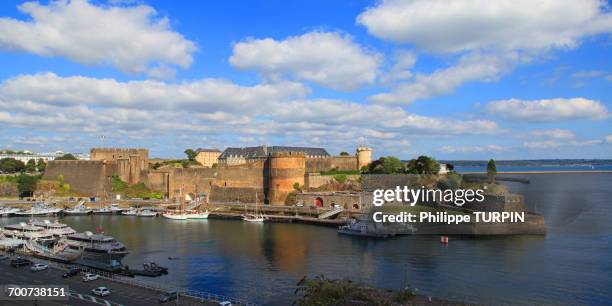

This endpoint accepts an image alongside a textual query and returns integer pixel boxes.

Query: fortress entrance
[315,197,323,207]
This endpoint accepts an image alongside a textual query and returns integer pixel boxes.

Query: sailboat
[186,194,210,219]
[242,193,265,222]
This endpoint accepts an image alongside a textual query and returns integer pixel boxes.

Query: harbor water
[2,173,611,305]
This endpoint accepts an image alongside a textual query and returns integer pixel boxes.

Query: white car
[92,287,110,296]
[218,302,232,306]
[83,273,100,282]
[30,263,48,271]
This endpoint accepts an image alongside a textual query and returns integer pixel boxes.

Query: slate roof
[196,148,221,153]
[219,146,329,159]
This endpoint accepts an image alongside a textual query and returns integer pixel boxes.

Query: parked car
[10,257,32,267]
[83,273,100,282]
[218,302,232,306]
[295,203,304,207]
[92,287,110,296]
[30,263,48,271]
[158,291,178,303]
[62,267,81,278]
[0,255,9,260]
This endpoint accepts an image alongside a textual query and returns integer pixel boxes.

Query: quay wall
[209,186,265,203]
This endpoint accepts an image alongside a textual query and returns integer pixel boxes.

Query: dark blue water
[2,173,611,305]
[455,164,612,173]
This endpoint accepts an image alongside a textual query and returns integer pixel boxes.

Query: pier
[0,251,255,305]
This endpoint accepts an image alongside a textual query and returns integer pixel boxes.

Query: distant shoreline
[461,171,612,174]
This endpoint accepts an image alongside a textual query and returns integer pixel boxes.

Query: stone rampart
[43,160,108,196]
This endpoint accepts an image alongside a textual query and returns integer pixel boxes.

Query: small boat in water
[162,212,187,220]
[0,206,20,217]
[92,206,113,214]
[110,203,124,214]
[64,201,93,216]
[186,210,210,219]
[15,203,63,216]
[63,231,128,263]
[137,209,157,217]
[242,193,265,222]
[121,207,137,216]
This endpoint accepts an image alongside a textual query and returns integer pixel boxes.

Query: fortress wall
[169,168,217,197]
[305,173,361,188]
[145,171,170,196]
[209,186,265,203]
[295,192,362,209]
[329,156,358,171]
[305,157,331,173]
[215,160,266,188]
[465,194,527,212]
[43,160,108,196]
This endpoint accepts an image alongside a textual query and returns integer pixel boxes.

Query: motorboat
[63,231,128,263]
[14,203,63,216]
[64,202,93,215]
[92,206,113,214]
[110,203,124,214]
[121,208,137,216]
[1,222,56,245]
[31,220,77,237]
[137,209,157,217]
[0,206,20,216]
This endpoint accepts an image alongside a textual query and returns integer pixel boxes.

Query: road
[0,258,215,306]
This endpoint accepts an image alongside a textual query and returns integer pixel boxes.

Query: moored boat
[110,203,124,214]
[15,203,63,216]
[64,201,93,215]
[32,220,77,237]
[1,222,56,245]
[137,209,157,217]
[121,207,137,215]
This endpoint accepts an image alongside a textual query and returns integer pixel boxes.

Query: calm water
[455,164,612,173]
[2,173,612,305]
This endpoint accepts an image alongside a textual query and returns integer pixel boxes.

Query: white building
[0,151,89,162]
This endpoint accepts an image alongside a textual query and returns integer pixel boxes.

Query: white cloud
[0,0,196,77]
[229,31,381,91]
[486,98,609,122]
[523,139,602,149]
[371,52,518,104]
[0,73,504,154]
[440,144,506,153]
[527,129,575,140]
[357,0,612,53]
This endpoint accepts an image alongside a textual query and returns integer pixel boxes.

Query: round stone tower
[268,151,306,205]
[356,146,372,170]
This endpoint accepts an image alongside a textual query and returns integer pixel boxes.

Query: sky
[0,0,610,160]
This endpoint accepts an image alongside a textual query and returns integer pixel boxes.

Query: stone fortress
[43,145,372,206]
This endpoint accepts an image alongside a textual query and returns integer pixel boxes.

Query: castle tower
[268,151,305,205]
[356,147,372,170]
[90,148,149,184]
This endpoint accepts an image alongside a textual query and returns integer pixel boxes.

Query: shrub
[333,174,347,183]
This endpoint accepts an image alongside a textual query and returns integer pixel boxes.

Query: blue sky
[0,0,610,159]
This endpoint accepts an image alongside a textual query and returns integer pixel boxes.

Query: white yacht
[15,203,63,216]
[137,209,157,217]
[64,202,93,215]
[31,220,77,237]
[242,193,265,222]
[2,222,56,245]
[62,231,128,263]
[0,206,20,216]
[162,212,188,220]
[121,207,137,216]
[92,206,113,214]
[110,203,124,214]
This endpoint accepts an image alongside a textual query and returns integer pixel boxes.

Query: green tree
[339,151,350,156]
[36,159,46,172]
[382,156,404,174]
[184,149,197,161]
[333,174,347,183]
[55,153,77,160]
[0,158,26,173]
[16,174,39,197]
[487,159,497,182]
[405,156,440,174]
[25,159,36,172]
